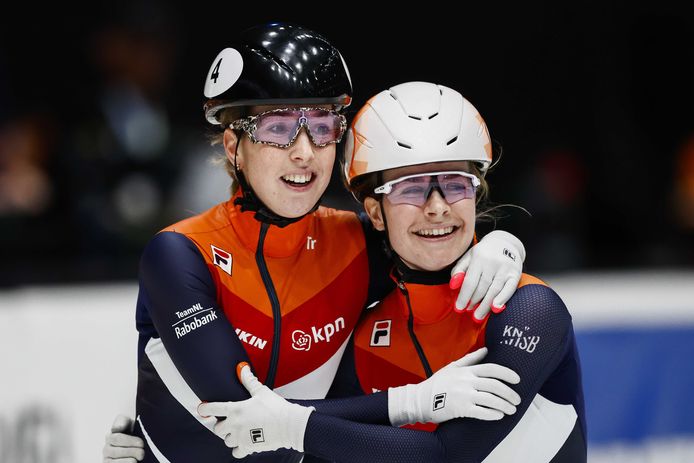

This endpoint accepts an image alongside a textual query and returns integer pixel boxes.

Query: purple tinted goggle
[230,107,347,148]
[374,171,480,206]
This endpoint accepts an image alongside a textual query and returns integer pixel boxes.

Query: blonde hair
[208,107,247,195]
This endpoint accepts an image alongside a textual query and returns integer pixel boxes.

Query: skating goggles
[230,107,347,148]
[374,171,480,206]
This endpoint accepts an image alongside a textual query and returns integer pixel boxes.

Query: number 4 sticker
[210,58,222,83]
[203,48,244,98]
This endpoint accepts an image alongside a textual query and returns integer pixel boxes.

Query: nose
[423,189,450,217]
[288,128,316,163]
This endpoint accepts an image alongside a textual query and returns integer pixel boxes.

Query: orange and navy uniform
[134,192,391,463]
[353,272,487,432]
[302,267,587,463]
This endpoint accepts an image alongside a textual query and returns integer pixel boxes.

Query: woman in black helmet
[102,23,527,463]
[201,22,354,226]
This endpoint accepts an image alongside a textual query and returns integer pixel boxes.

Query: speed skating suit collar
[233,172,320,228]
[227,189,314,258]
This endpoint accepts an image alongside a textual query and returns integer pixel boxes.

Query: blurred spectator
[0,52,65,285]
[0,116,54,216]
[620,10,694,267]
[60,3,195,275]
[674,135,694,230]
[516,147,589,272]
[671,134,694,265]
[0,53,8,126]
[1,5,693,286]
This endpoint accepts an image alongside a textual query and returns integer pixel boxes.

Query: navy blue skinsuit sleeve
[137,231,250,401]
[301,284,586,463]
[435,284,587,462]
[135,231,300,462]
[293,336,390,425]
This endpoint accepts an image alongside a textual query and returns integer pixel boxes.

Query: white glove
[197,362,315,459]
[102,414,145,462]
[450,230,525,322]
[388,347,521,426]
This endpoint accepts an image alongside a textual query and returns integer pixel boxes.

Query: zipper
[255,222,282,388]
[398,280,434,378]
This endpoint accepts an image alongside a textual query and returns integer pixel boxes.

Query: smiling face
[223,105,336,218]
[363,161,476,271]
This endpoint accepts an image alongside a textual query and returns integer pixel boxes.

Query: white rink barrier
[0,284,138,463]
[546,270,694,463]
[0,270,692,463]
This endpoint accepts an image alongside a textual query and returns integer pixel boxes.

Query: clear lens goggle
[374,171,480,206]
[230,107,347,148]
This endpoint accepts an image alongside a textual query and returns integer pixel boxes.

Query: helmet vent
[428,113,438,119]
[446,136,458,146]
[397,141,412,149]
[408,115,422,120]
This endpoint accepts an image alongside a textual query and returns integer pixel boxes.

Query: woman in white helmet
[103,24,528,463]
[199,82,586,463]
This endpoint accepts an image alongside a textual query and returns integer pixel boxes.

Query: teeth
[282,173,312,184]
[416,226,454,236]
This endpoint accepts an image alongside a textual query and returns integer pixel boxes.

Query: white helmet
[343,81,492,186]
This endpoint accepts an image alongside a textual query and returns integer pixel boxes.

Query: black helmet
[203,22,353,125]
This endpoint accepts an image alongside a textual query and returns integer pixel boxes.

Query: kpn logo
[291,317,346,351]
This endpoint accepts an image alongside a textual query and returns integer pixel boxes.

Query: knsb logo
[501,325,540,353]
[291,317,345,351]
[370,320,391,347]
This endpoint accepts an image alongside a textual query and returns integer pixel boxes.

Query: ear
[363,197,385,231]
[223,128,242,168]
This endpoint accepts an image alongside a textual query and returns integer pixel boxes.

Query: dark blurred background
[1,2,693,286]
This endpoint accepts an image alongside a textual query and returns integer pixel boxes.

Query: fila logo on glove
[291,317,345,351]
[433,393,446,411]
[250,428,264,443]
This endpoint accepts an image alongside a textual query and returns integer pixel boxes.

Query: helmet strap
[231,140,321,228]
[377,172,396,260]
[391,253,454,285]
